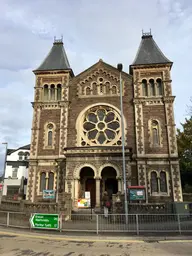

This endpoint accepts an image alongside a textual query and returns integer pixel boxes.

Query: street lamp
[117,64,128,223]
[1,142,8,180]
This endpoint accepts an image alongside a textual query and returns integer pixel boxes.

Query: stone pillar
[74,178,79,205]
[118,178,122,192]
[48,86,51,100]
[95,178,101,208]
[55,88,57,101]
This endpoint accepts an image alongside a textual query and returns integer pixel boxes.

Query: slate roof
[132,34,172,66]
[7,144,30,155]
[34,40,72,72]
[19,144,30,150]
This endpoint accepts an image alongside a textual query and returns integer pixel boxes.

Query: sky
[0,0,191,174]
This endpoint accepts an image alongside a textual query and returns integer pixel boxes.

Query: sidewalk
[0,226,192,243]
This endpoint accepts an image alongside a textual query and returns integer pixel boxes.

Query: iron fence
[0,211,192,234]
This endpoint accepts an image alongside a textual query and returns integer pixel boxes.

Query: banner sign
[43,190,55,199]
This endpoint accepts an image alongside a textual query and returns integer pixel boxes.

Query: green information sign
[30,213,59,229]
[129,189,145,201]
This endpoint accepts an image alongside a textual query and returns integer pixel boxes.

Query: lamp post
[117,64,128,223]
[2,142,8,180]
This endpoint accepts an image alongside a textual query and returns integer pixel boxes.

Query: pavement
[0,227,192,255]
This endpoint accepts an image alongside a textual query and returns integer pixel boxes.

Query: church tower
[130,32,183,202]
[26,38,73,202]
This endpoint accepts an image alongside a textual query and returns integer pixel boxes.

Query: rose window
[81,106,122,146]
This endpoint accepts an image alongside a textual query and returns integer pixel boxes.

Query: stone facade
[26,35,183,210]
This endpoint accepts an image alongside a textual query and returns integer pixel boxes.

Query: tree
[188,97,192,116]
[177,117,192,191]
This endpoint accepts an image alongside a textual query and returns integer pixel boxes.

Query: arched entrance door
[79,167,96,207]
[101,167,118,199]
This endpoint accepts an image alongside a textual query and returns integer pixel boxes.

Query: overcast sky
[0,0,191,174]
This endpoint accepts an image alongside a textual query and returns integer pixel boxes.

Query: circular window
[81,106,121,146]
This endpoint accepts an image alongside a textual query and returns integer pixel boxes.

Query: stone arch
[74,163,97,179]
[98,163,121,179]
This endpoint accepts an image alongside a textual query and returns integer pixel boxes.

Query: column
[48,86,51,100]
[117,178,122,192]
[55,88,57,101]
[74,179,79,204]
[95,178,101,208]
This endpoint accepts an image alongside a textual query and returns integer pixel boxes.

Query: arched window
[151,171,158,193]
[151,120,160,146]
[18,151,24,161]
[149,79,155,96]
[112,86,117,95]
[160,171,167,192]
[48,131,53,146]
[48,172,54,190]
[24,152,29,160]
[57,84,61,100]
[50,84,55,100]
[86,87,91,95]
[142,79,148,96]
[156,79,163,96]
[40,172,46,192]
[44,85,49,101]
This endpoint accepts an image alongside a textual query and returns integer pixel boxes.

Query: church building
[26,32,183,209]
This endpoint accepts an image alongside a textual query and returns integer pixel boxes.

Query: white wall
[3,179,21,196]
[3,148,30,196]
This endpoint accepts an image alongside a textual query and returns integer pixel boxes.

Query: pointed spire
[34,37,74,75]
[131,31,172,66]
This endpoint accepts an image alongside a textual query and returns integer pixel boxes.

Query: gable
[71,60,132,98]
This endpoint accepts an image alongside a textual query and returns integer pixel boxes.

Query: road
[0,229,192,255]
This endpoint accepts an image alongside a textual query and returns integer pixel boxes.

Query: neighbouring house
[26,31,183,209]
[3,144,30,199]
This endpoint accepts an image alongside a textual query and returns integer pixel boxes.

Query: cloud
[0,0,191,173]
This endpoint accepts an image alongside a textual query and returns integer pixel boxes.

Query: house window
[142,79,148,96]
[85,87,91,95]
[57,84,62,100]
[160,171,167,192]
[48,131,53,146]
[50,84,55,100]
[24,152,29,160]
[156,79,163,96]
[151,171,168,194]
[48,172,54,190]
[40,172,46,192]
[151,171,158,193]
[111,86,117,95]
[149,79,155,96]
[151,120,160,147]
[12,168,18,179]
[44,84,49,101]
[18,151,24,161]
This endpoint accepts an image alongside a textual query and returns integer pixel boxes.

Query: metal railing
[0,211,192,235]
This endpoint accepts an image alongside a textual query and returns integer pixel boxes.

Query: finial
[99,58,103,62]
[54,36,63,44]
[142,29,152,38]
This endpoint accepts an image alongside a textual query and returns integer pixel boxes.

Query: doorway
[101,166,118,199]
[80,167,96,207]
